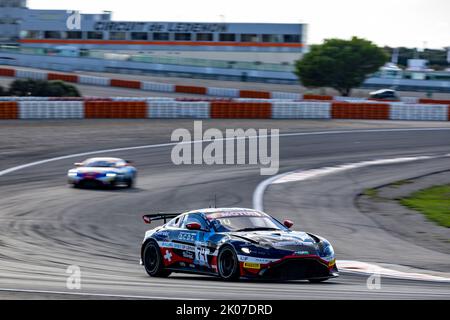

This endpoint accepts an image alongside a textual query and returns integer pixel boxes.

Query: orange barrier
[419,98,450,105]
[84,101,147,118]
[331,102,390,120]
[47,73,79,83]
[0,68,15,77]
[210,102,271,119]
[239,90,271,99]
[303,94,333,101]
[175,85,207,95]
[110,79,142,89]
[0,102,18,119]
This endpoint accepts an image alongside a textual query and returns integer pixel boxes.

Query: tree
[8,79,81,97]
[295,37,388,96]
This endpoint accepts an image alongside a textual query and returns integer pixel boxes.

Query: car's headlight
[319,241,335,260]
[106,173,117,177]
[241,247,251,254]
[68,170,78,177]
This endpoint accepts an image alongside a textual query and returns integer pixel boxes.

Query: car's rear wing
[142,213,181,224]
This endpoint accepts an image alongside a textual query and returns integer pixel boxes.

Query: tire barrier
[84,101,147,119]
[148,101,210,119]
[0,102,18,119]
[271,91,303,100]
[175,85,207,95]
[142,81,175,93]
[110,79,142,89]
[78,75,110,86]
[19,101,84,119]
[239,90,271,99]
[207,87,240,98]
[303,94,334,101]
[0,68,15,77]
[15,69,47,80]
[418,98,450,105]
[47,73,79,83]
[390,103,448,121]
[272,102,331,119]
[210,101,272,119]
[331,102,390,120]
[0,99,449,121]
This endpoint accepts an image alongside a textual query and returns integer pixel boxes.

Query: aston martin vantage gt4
[140,208,338,282]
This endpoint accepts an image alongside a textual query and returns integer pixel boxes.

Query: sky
[27,0,450,49]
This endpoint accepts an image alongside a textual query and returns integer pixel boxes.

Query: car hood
[72,167,119,173]
[231,230,320,253]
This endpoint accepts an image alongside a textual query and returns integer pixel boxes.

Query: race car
[67,157,137,188]
[140,208,338,282]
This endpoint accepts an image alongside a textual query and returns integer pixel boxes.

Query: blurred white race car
[67,157,137,188]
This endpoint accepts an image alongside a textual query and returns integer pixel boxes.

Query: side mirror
[186,222,202,230]
[283,219,294,229]
[74,162,83,167]
[143,215,152,224]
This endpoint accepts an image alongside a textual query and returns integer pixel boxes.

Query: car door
[179,213,213,271]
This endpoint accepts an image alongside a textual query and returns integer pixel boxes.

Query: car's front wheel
[217,245,240,281]
[143,240,171,278]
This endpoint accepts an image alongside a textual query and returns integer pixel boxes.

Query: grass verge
[400,184,450,228]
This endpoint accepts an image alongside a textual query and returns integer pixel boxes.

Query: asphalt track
[0,119,449,299]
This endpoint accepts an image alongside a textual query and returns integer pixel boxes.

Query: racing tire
[125,177,134,189]
[143,240,171,278]
[217,245,240,281]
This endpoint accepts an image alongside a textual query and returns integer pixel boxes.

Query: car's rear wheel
[217,245,240,281]
[143,240,171,278]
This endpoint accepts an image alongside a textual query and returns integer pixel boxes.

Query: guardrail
[1,99,449,121]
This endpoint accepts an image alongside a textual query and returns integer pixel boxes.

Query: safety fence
[2,67,450,105]
[1,100,449,121]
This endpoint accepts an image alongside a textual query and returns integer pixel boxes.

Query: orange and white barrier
[0,99,449,121]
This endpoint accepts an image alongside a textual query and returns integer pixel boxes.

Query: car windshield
[84,160,117,168]
[207,211,285,232]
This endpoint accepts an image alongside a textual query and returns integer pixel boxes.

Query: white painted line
[272,156,434,184]
[338,260,450,282]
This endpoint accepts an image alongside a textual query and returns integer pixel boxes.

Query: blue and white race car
[67,157,137,188]
[140,208,338,282]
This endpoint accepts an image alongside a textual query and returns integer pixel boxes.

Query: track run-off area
[0,119,449,299]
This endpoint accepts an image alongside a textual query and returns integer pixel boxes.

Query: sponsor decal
[294,251,310,256]
[179,262,186,267]
[237,255,275,264]
[163,250,172,262]
[272,240,303,247]
[178,232,196,242]
[207,210,265,220]
[328,259,336,267]
[243,262,261,270]
[195,247,209,267]
[182,251,194,260]
[159,241,195,251]
[189,264,196,268]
